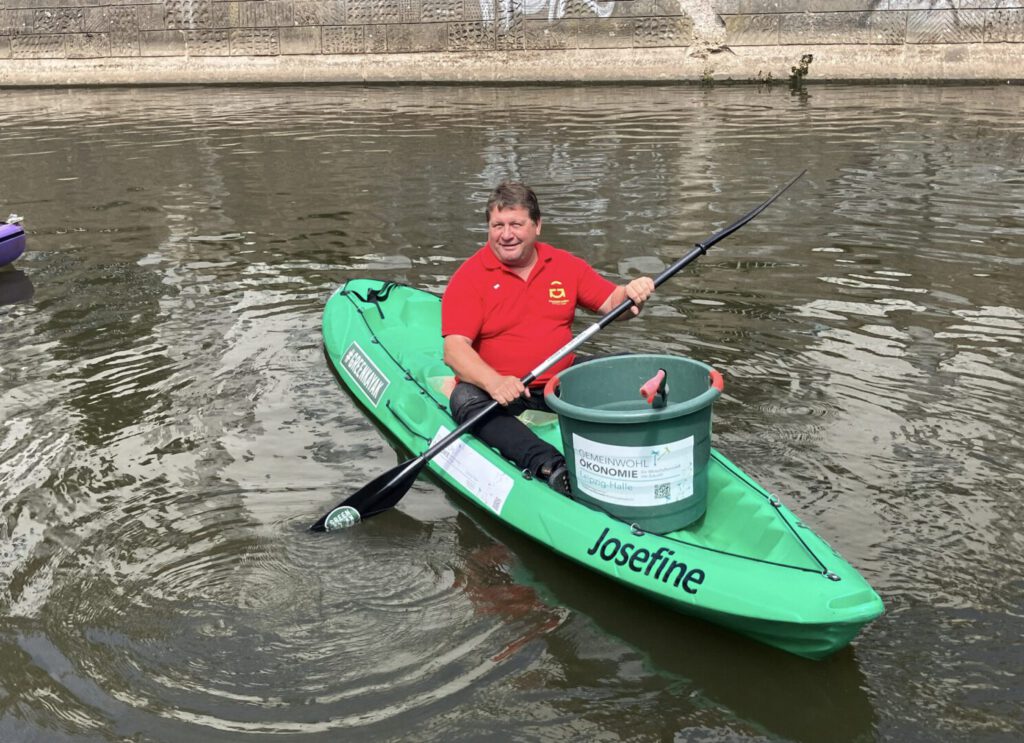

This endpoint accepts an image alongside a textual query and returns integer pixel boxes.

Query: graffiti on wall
[483,0,618,28]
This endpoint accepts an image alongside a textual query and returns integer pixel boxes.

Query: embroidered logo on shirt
[548,280,568,305]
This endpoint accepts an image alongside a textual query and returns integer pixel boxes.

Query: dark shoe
[539,461,572,496]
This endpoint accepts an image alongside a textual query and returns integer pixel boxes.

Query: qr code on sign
[655,483,671,501]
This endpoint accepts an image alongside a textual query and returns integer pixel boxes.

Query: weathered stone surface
[231,27,280,54]
[12,34,65,58]
[634,16,692,47]
[294,1,347,26]
[422,0,465,22]
[34,8,85,33]
[613,0,683,20]
[347,0,411,24]
[387,21,447,50]
[280,26,322,54]
[724,14,778,45]
[324,24,365,52]
[987,8,1024,41]
[165,0,227,30]
[577,17,636,47]
[448,21,494,50]
[0,37,11,59]
[67,31,110,58]
[110,31,140,57]
[780,11,908,46]
[0,10,34,36]
[227,1,294,28]
[186,29,230,55]
[525,18,577,48]
[139,30,187,56]
[907,9,986,43]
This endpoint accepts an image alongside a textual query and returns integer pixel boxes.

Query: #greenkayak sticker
[571,434,695,506]
[341,341,390,406]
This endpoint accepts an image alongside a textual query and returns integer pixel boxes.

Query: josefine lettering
[586,527,705,595]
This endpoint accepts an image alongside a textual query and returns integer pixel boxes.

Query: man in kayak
[441,181,655,495]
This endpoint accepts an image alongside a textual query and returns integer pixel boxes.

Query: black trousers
[448,381,562,476]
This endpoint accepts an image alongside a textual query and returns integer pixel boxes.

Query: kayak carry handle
[710,369,724,392]
[639,368,667,406]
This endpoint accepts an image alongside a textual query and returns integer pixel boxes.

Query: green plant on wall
[789,53,813,91]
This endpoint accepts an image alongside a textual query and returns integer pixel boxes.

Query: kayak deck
[323,279,884,659]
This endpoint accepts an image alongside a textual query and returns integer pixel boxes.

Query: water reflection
[0,83,1021,741]
[0,269,33,305]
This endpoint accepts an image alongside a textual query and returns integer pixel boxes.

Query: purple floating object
[0,220,26,267]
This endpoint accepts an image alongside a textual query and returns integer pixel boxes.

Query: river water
[0,83,1021,742]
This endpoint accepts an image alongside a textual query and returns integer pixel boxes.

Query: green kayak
[322,278,884,659]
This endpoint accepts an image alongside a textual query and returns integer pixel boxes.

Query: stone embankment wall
[0,0,1021,85]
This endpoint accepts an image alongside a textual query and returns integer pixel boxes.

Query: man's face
[487,206,541,268]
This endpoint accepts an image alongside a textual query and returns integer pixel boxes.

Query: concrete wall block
[987,8,1024,40]
[83,8,110,33]
[11,33,65,58]
[524,18,577,47]
[613,0,682,19]
[723,13,778,44]
[347,0,414,23]
[323,24,365,51]
[366,23,387,50]
[293,1,347,26]
[35,8,85,33]
[634,16,692,46]
[386,21,447,50]
[422,0,465,22]
[227,1,295,28]
[577,17,635,46]
[907,8,986,42]
[279,25,321,53]
[67,32,111,58]
[139,29,187,55]
[109,7,141,33]
[110,31,141,56]
[230,26,280,53]
[887,1,954,9]
[553,0,619,20]
[186,28,230,54]
[137,5,168,32]
[960,1,1023,8]
[496,0,525,49]
[165,0,227,30]
[780,11,908,45]
[0,37,10,59]
[713,0,877,12]
[0,11,34,36]
[448,20,495,49]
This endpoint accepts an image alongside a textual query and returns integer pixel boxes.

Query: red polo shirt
[441,241,617,387]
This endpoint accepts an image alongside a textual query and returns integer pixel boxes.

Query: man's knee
[449,382,491,422]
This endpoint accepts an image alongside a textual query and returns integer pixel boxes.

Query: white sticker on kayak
[341,341,390,407]
[571,433,694,507]
[431,426,514,515]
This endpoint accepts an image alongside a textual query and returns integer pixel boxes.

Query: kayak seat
[398,296,442,330]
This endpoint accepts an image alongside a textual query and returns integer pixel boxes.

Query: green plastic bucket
[543,354,722,534]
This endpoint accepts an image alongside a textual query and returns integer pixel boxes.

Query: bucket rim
[543,353,721,423]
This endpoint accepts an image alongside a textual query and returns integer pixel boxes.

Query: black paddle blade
[309,456,427,532]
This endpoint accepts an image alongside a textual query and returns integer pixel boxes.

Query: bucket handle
[710,369,724,392]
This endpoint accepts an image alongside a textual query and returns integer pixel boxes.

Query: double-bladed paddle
[310,171,806,532]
